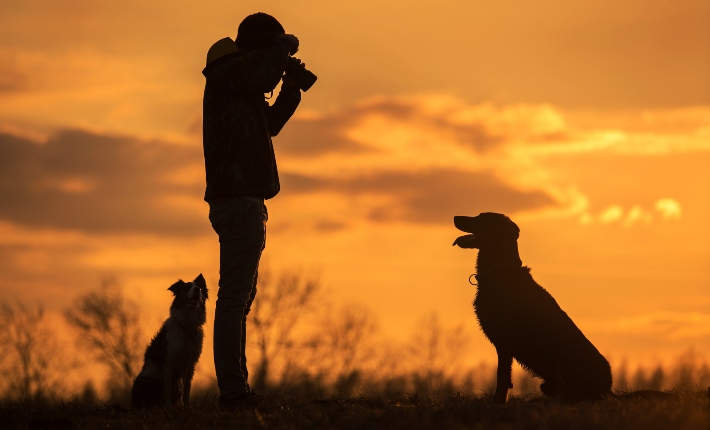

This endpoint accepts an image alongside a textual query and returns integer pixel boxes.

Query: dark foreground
[2,391,708,430]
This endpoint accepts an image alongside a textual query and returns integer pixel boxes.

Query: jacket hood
[203,37,244,76]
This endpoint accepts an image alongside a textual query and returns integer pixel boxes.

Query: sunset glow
[1,0,709,392]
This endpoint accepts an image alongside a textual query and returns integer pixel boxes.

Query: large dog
[453,213,612,402]
[131,274,208,408]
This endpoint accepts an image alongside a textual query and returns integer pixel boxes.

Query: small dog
[453,213,612,402]
[131,274,208,408]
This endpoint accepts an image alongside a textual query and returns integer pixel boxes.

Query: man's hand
[275,34,299,55]
[281,73,300,92]
[282,57,304,92]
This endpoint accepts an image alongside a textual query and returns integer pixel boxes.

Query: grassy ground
[1,391,708,430]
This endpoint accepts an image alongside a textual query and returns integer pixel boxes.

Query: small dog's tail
[131,375,162,409]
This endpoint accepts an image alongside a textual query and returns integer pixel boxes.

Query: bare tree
[249,267,321,390]
[671,348,710,390]
[406,313,470,397]
[0,301,64,401]
[304,304,380,393]
[613,359,629,392]
[64,276,144,397]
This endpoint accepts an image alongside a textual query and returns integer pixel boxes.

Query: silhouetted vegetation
[302,304,382,395]
[64,276,145,402]
[0,302,67,402]
[249,268,321,391]
[1,390,708,430]
[1,268,709,429]
[406,313,471,397]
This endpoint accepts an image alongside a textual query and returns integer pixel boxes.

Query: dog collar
[472,265,526,283]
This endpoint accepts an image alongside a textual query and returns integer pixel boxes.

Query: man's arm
[225,35,298,94]
[266,75,301,136]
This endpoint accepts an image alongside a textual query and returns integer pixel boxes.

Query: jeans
[208,196,267,400]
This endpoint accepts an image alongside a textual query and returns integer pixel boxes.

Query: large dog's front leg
[163,364,173,408]
[182,367,195,407]
[493,349,513,403]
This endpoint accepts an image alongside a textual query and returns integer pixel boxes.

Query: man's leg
[241,204,266,391]
[210,198,266,402]
[241,268,258,391]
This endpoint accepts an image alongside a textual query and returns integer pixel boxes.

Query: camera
[284,57,317,92]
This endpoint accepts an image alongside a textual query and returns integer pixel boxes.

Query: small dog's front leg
[493,349,513,403]
[182,367,195,407]
[163,365,173,408]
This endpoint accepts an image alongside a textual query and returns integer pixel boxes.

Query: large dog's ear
[454,216,478,233]
[168,280,186,295]
[193,273,208,300]
[507,218,520,240]
[453,234,479,249]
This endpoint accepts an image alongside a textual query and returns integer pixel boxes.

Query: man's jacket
[202,37,300,201]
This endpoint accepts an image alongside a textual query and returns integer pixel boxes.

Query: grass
[1,390,709,430]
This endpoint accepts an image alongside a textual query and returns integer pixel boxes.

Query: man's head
[236,12,285,50]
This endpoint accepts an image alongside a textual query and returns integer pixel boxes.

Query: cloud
[0,64,27,93]
[580,199,682,226]
[583,311,710,342]
[642,107,710,131]
[599,205,624,224]
[276,96,515,157]
[0,130,207,235]
[623,206,653,226]
[313,220,347,232]
[8,95,696,236]
[282,169,558,224]
[348,97,506,152]
[0,101,563,237]
[655,198,682,219]
[276,113,369,156]
[271,96,586,224]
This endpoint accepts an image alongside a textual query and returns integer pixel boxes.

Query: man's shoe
[247,389,264,401]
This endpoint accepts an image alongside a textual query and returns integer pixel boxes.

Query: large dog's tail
[609,390,681,401]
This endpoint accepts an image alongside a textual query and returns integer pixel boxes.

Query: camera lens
[284,57,317,92]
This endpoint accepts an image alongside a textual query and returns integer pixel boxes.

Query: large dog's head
[168,274,208,323]
[452,212,520,249]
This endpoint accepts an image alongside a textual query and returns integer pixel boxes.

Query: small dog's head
[452,212,520,249]
[168,274,209,312]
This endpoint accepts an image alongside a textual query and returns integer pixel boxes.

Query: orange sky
[1,0,709,377]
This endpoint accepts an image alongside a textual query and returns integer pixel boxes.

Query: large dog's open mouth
[453,234,478,249]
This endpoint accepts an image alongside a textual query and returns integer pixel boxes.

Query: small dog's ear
[194,273,208,300]
[193,274,206,288]
[168,280,186,295]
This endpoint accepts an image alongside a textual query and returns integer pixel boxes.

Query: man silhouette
[201,12,302,408]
